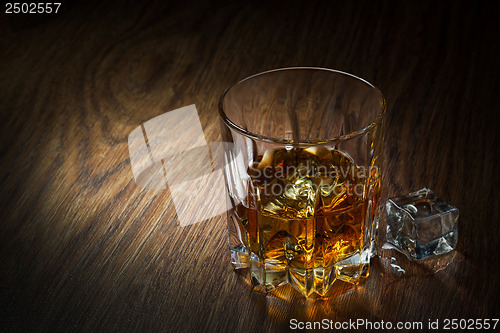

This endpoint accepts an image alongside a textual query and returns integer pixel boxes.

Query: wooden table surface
[1,0,499,331]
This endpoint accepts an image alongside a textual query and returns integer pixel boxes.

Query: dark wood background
[1,0,499,331]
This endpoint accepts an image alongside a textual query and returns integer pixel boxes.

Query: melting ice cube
[386,188,459,260]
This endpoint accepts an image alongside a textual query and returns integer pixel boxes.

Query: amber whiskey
[228,146,380,296]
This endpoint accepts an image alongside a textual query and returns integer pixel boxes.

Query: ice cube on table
[385,188,459,260]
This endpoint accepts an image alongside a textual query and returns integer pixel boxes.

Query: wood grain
[0,0,499,331]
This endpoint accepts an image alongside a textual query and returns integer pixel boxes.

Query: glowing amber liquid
[231,147,380,296]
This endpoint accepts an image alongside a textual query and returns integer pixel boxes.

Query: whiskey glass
[218,67,386,297]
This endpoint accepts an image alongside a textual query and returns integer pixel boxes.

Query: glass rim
[218,67,386,145]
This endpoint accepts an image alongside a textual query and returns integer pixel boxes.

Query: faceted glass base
[231,247,370,297]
